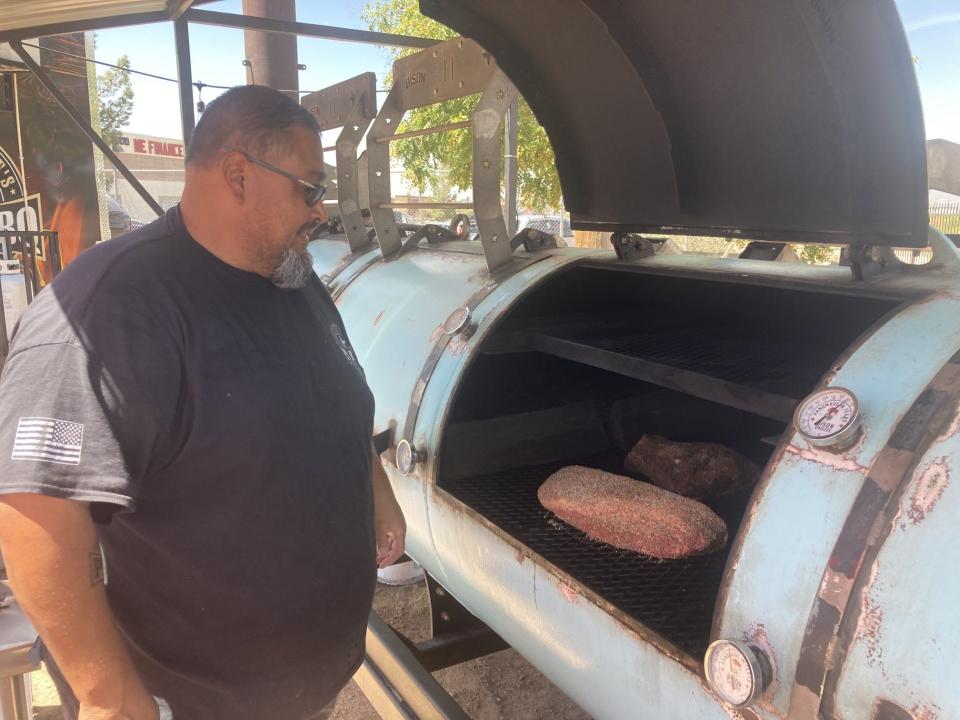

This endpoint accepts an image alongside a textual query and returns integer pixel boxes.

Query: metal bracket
[510,227,558,253]
[367,85,406,258]
[414,574,509,672]
[368,37,519,273]
[738,241,787,261]
[301,73,377,254]
[610,232,656,261]
[472,67,518,273]
[399,224,457,256]
[844,227,960,282]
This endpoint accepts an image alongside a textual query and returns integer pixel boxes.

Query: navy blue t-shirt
[0,207,376,718]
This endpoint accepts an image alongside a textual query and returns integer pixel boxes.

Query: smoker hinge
[611,232,655,261]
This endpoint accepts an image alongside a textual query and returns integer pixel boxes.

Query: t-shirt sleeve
[0,338,180,511]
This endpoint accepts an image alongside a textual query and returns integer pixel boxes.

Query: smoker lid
[420,0,929,247]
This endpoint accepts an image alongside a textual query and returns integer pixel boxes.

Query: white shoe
[377,560,425,586]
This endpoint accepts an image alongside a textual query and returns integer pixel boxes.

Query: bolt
[440,611,451,622]
[483,160,490,168]
[496,89,505,100]
[435,586,446,597]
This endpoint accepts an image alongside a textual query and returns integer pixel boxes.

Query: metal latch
[610,233,655,261]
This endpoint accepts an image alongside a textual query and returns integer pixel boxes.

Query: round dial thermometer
[704,639,764,709]
[795,387,861,449]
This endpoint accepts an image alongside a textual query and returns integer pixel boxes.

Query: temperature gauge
[795,387,861,450]
[704,639,766,709]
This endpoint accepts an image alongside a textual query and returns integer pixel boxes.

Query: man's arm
[371,446,406,569]
[0,494,158,720]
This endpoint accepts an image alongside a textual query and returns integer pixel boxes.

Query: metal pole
[8,41,164,218]
[173,17,196,148]
[185,9,436,49]
[379,202,474,210]
[242,0,299,102]
[504,97,519,236]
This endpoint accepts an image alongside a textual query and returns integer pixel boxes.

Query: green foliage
[95,55,134,149]
[362,0,562,211]
[794,244,835,265]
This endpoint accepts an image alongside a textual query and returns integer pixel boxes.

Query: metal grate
[443,458,744,658]
[560,325,824,397]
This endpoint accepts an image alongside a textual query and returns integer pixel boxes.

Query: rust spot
[429,324,444,343]
[856,592,884,668]
[449,336,470,356]
[911,702,942,720]
[908,457,949,525]
[742,621,782,715]
[514,548,526,565]
[557,580,579,604]
[373,310,385,326]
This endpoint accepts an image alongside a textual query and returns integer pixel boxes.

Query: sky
[92,0,959,144]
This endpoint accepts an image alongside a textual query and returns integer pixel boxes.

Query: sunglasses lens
[307,186,327,207]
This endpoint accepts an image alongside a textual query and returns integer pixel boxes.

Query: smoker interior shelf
[484,322,814,423]
[442,460,736,658]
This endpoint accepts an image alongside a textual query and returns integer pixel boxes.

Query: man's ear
[221,152,246,202]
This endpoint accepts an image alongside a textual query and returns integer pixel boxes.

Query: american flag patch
[11,417,84,465]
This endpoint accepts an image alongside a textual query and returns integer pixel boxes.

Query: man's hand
[371,447,406,569]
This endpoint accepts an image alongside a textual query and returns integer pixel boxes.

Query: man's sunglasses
[222,145,327,207]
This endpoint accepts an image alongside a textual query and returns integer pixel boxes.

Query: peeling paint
[557,580,579,604]
[937,404,960,441]
[784,442,871,474]
[911,702,942,720]
[855,573,885,671]
[907,457,950,525]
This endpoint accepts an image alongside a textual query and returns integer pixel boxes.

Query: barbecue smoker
[304,2,960,718]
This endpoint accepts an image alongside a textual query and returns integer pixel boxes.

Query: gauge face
[396,440,415,475]
[704,640,759,708]
[443,306,471,336]
[795,387,860,447]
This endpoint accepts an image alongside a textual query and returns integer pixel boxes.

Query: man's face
[245,126,327,288]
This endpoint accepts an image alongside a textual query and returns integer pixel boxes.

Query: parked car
[106,195,132,238]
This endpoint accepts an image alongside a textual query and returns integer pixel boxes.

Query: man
[0,85,406,720]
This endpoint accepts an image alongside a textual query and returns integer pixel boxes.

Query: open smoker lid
[420,0,928,247]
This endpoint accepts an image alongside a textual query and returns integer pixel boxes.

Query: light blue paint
[720,294,960,716]
[311,238,960,719]
[835,420,960,718]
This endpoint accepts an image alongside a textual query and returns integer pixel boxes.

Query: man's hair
[185,84,320,166]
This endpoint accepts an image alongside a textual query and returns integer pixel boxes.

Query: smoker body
[302,1,957,715]
[309,236,960,719]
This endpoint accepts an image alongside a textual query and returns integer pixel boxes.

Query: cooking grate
[556,324,824,397]
[443,459,740,658]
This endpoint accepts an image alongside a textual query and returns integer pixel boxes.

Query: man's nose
[310,200,328,224]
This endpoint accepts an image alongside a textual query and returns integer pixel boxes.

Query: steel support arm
[9,41,164,218]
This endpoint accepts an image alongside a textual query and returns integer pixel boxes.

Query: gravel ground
[28,581,591,720]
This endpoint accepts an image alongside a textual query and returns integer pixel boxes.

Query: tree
[362,0,562,211]
[96,55,134,149]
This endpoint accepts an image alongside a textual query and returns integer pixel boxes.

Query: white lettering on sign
[0,205,41,261]
[119,135,185,158]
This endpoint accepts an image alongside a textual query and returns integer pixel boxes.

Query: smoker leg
[411,575,508,672]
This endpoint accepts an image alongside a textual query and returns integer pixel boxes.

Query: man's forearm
[0,494,146,708]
